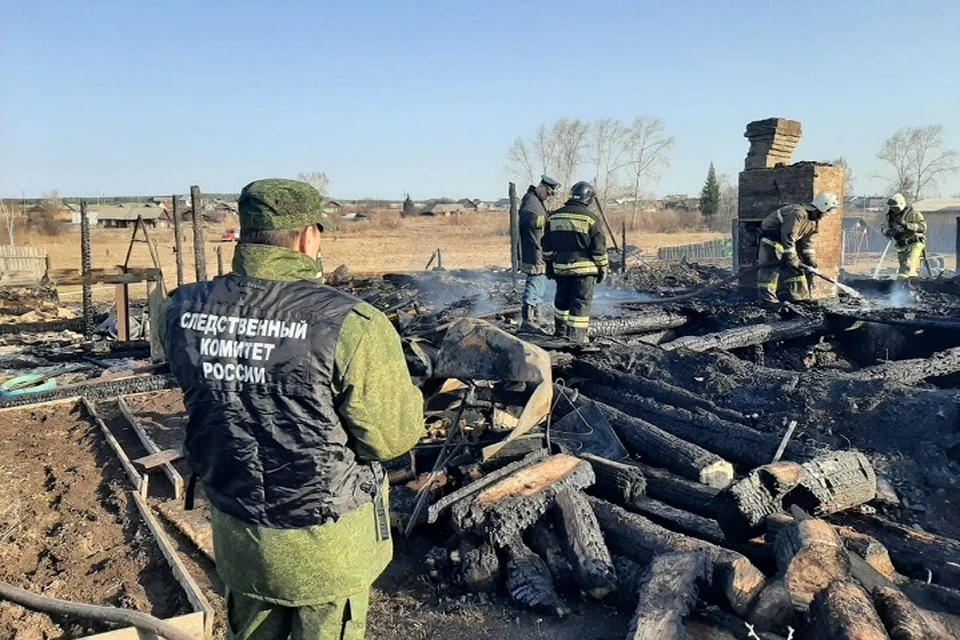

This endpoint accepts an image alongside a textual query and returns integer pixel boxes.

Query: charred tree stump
[831,513,960,589]
[524,520,577,593]
[715,461,808,542]
[450,454,594,547]
[633,462,720,519]
[581,453,647,505]
[626,552,711,640]
[582,383,813,467]
[661,317,828,353]
[807,581,890,640]
[590,497,766,616]
[552,489,617,599]
[570,359,748,425]
[587,312,688,338]
[873,585,952,640]
[587,397,735,489]
[504,538,569,618]
[458,539,501,593]
[775,518,851,611]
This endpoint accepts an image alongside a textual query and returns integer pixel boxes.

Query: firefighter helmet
[569,181,596,206]
[888,193,907,211]
[811,192,840,214]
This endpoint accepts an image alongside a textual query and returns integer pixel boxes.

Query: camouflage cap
[238,179,338,231]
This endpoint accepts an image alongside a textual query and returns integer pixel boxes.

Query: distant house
[26,200,73,224]
[493,198,511,209]
[457,198,479,212]
[661,194,700,212]
[421,202,466,217]
[95,205,168,229]
[322,199,342,215]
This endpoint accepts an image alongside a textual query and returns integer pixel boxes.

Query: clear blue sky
[2,0,959,200]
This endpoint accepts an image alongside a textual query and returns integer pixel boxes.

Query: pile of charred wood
[398,319,959,640]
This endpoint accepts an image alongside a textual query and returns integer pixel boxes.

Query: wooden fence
[0,246,49,283]
[657,238,732,262]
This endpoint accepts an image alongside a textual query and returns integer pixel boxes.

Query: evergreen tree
[700,162,721,218]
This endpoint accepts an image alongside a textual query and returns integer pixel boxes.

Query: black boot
[554,318,566,337]
[520,304,534,331]
[570,327,589,344]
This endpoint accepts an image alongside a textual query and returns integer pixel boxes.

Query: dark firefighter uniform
[756,203,819,304]
[518,175,560,326]
[542,182,607,341]
[158,179,424,640]
[884,198,926,281]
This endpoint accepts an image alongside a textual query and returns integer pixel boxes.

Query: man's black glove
[596,267,606,284]
[882,227,894,238]
[545,262,555,280]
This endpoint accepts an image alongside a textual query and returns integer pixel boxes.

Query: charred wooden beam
[748,579,798,635]
[626,552,710,640]
[788,451,877,518]
[586,396,735,489]
[587,312,688,338]
[450,454,594,547]
[873,585,953,640]
[807,581,890,640]
[661,317,828,353]
[570,359,748,425]
[458,539,501,593]
[552,489,617,599]
[632,462,719,519]
[626,496,726,546]
[504,538,570,617]
[830,513,960,589]
[581,453,646,505]
[524,520,577,593]
[715,461,808,542]
[775,518,851,610]
[590,497,765,616]
[581,383,814,467]
[850,345,960,385]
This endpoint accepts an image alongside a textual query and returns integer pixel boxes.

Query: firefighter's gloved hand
[803,265,820,277]
[596,267,606,284]
[782,253,801,269]
[883,227,894,238]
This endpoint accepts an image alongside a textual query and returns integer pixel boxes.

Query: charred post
[626,552,711,640]
[807,581,890,640]
[190,185,207,282]
[581,453,647,506]
[632,462,720,519]
[80,200,93,338]
[172,194,184,287]
[661,317,828,353]
[552,489,617,599]
[872,585,953,640]
[774,518,851,610]
[504,538,570,618]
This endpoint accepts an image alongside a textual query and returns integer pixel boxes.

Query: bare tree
[0,200,18,245]
[590,118,630,205]
[877,125,958,200]
[624,117,675,218]
[506,137,536,187]
[552,118,590,190]
[296,171,330,196]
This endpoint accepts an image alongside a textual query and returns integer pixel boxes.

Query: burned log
[851,345,960,385]
[587,397,735,489]
[627,496,726,545]
[788,451,877,518]
[807,581,890,640]
[588,311,688,338]
[450,454,594,547]
[660,317,827,353]
[831,513,960,589]
[0,373,177,409]
[626,552,710,640]
[524,520,577,593]
[504,539,570,617]
[694,606,787,640]
[552,489,617,599]
[458,539,501,593]
[748,579,799,635]
[590,497,765,616]
[582,383,813,467]
[873,585,953,640]
[570,359,748,425]
[775,518,851,610]
[614,555,646,610]
[633,462,719,519]
[581,453,646,505]
[715,461,808,542]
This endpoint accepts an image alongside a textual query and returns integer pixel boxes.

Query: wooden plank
[81,398,147,498]
[117,396,184,500]
[131,491,213,639]
[81,611,204,640]
[155,501,214,563]
[132,448,184,471]
[0,395,80,413]
[116,284,130,341]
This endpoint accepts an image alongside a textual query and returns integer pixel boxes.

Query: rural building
[95,205,169,229]
[421,202,466,217]
[322,199,342,215]
[913,198,960,255]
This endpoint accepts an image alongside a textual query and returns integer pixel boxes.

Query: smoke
[592,284,656,316]
[878,285,918,309]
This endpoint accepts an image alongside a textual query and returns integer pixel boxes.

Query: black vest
[164,274,381,529]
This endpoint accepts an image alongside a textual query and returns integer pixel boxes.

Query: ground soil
[0,401,189,639]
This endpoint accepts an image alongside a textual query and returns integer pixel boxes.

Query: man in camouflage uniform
[883,193,927,284]
[518,174,560,330]
[755,192,840,305]
[542,181,607,343]
[158,179,424,640]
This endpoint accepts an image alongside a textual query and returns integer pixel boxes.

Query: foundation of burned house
[736,118,845,298]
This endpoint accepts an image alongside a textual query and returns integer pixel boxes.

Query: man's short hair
[239,227,304,247]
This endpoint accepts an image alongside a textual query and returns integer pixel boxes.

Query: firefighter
[883,193,927,284]
[756,192,840,305]
[518,174,560,330]
[542,181,607,342]
[157,179,424,640]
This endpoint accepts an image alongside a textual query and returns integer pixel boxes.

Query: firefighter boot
[555,318,566,337]
[520,304,535,331]
[570,327,589,344]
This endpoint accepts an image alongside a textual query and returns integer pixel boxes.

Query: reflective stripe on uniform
[783,276,806,284]
[535,215,545,229]
[553,261,600,276]
[756,281,778,291]
[760,237,783,250]
[554,309,569,323]
[542,251,554,259]
[550,212,595,224]
[567,315,590,329]
[592,254,609,267]
[549,217,592,234]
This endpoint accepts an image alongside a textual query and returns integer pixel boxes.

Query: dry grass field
[27,210,723,300]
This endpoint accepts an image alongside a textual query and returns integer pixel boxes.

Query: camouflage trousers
[226,589,369,640]
[756,240,810,304]
[896,241,924,280]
